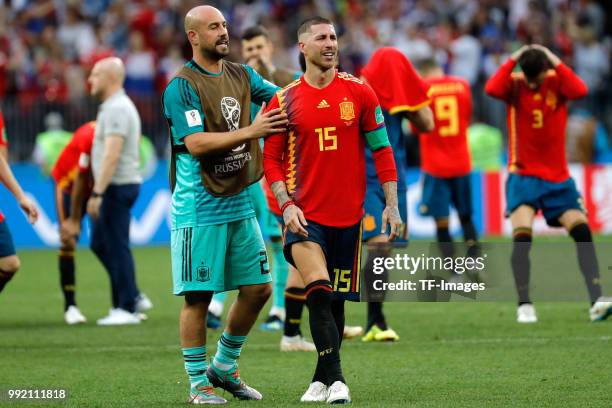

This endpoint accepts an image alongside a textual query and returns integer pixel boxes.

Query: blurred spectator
[36,25,69,103]
[576,0,605,38]
[80,0,111,19]
[57,7,96,61]
[0,0,608,163]
[81,25,115,70]
[508,0,530,31]
[0,18,10,98]
[448,19,482,86]
[516,0,551,44]
[124,31,155,96]
[17,0,56,35]
[574,19,609,91]
[100,1,129,55]
[394,23,434,62]
[159,46,185,86]
[573,19,609,117]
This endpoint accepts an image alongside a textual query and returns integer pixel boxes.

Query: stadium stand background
[0,0,609,163]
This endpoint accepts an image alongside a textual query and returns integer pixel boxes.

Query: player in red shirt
[358,47,434,343]
[418,58,480,267]
[486,44,611,322]
[52,121,95,324]
[264,17,401,404]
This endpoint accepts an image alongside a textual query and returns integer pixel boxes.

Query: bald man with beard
[162,6,287,404]
[86,57,152,326]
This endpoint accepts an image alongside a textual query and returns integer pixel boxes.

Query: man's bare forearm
[382,181,398,207]
[406,107,434,132]
[0,154,26,202]
[270,180,291,209]
[185,126,257,156]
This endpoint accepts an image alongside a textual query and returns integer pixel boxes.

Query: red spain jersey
[264,71,396,227]
[51,121,96,192]
[0,110,7,148]
[361,47,431,114]
[420,75,472,178]
[485,60,588,182]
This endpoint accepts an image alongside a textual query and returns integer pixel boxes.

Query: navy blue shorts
[420,173,473,219]
[505,174,584,227]
[0,220,16,258]
[283,219,362,301]
[363,183,408,242]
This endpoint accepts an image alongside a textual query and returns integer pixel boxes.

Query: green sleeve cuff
[365,126,390,151]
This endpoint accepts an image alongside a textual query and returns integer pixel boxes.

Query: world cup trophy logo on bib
[221,97,245,152]
[221,97,241,131]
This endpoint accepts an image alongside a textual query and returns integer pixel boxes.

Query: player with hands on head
[486,44,612,323]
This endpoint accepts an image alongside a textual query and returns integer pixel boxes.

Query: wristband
[280,200,295,213]
[91,191,103,198]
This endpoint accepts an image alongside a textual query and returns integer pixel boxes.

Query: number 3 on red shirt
[532,109,543,128]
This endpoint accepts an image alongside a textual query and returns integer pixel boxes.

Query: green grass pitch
[1,243,611,407]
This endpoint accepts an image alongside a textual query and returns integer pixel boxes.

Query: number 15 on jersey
[316,127,338,151]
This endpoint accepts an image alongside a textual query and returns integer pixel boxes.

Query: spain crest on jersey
[339,101,355,120]
[545,91,557,109]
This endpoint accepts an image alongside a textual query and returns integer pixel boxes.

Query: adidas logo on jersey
[317,99,330,109]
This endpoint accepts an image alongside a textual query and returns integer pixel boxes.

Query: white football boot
[590,297,612,321]
[300,382,328,402]
[64,306,87,325]
[517,303,538,323]
[342,325,363,339]
[326,381,351,404]
[135,293,153,312]
[280,335,316,352]
[96,308,141,326]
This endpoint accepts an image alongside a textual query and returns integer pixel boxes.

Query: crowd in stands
[0,0,609,161]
